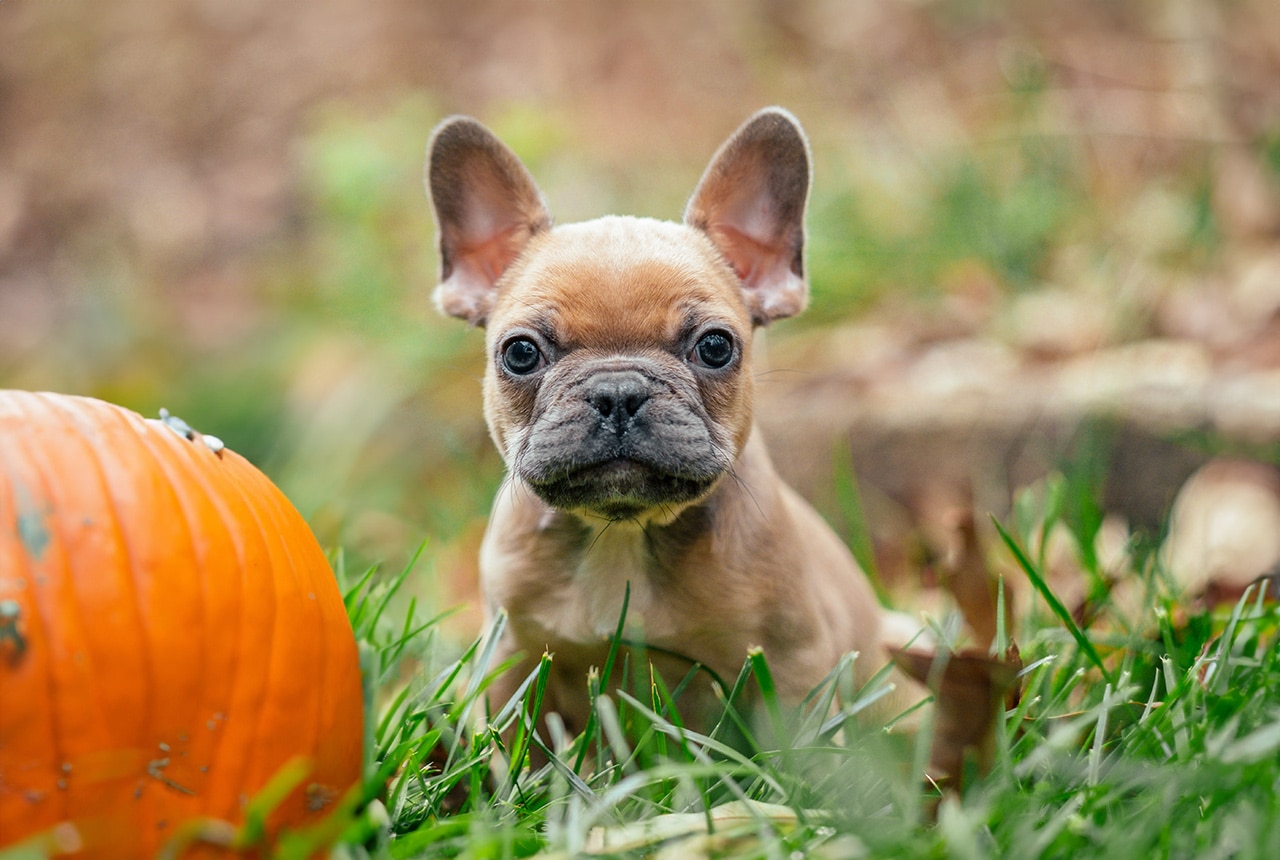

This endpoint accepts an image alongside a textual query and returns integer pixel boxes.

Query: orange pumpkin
[0,391,363,857]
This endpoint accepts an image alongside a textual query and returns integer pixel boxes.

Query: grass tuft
[316,515,1280,859]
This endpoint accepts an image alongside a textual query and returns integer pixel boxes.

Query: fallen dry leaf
[935,505,1007,650]
[583,800,803,859]
[1162,458,1280,603]
[890,644,1023,790]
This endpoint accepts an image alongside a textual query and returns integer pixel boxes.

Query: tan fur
[426,108,924,737]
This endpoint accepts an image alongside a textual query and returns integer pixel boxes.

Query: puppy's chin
[523,459,721,522]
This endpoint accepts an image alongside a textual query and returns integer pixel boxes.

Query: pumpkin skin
[0,391,363,857]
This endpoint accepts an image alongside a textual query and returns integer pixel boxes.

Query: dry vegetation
[4,1,1280,857]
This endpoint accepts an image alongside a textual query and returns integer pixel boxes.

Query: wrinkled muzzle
[513,359,734,519]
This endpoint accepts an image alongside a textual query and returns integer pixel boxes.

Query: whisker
[724,464,765,522]
[584,516,617,555]
[753,366,811,380]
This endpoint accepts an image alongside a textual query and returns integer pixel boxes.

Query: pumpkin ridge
[38,394,178,849]
[252,465,329,801]
[45,396,158,759]
[120,409,241,836]
[136,423,254,824]
[199,448,287,820]
[0,434,63,837]
[214,453,321,814]
[13,395,119,829]
[238,461,362,817]
[169,447,274,824]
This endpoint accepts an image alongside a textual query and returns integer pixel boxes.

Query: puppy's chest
[514,530,679,645]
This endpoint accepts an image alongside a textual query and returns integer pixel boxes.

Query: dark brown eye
[502,338,542,375]
[692,331,734,369]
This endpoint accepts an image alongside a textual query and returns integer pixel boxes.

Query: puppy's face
[482,218,753,520]
[427,109,811,522]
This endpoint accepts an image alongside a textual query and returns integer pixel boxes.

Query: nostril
[591,392,615,418]
[586,373,650,427]
[622,391,646,417]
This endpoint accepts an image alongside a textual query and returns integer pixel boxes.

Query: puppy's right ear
[426,117,551,326]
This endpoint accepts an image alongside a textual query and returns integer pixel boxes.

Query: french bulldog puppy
[426,108,922,738]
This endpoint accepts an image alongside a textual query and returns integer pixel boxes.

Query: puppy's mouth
[526,458,720,520]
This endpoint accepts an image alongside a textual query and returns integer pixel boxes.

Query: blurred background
[3,0,1279,623]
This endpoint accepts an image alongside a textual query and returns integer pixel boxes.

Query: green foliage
[1261,125,1280,181]
[805,138,1087,322]
[295,97,440,330]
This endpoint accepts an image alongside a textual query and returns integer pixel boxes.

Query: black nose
[586,371,650,434]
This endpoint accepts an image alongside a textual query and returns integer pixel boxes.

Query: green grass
[315,514,1280,859]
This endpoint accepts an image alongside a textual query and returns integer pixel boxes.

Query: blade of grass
[506,652,553,785]
[1207,584,1257,694]
[1087,681,1112,786]
[648,665,692,759]
[573,583,632,773]
[993,517,1115,685]
[747,648,785,743]
[457,610,510,720]
[343,564,381,631]
[832,442,889,604]
[994,575,1009,656]
[594,694,637,776]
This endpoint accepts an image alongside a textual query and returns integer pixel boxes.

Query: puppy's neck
[483,429,783,644]
[516,480,713,586]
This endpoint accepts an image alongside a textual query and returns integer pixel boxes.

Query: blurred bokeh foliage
[2,0,1279,613]
[807,142,1088,318]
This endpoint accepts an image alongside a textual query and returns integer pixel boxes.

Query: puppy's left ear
[685,108,811,325]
